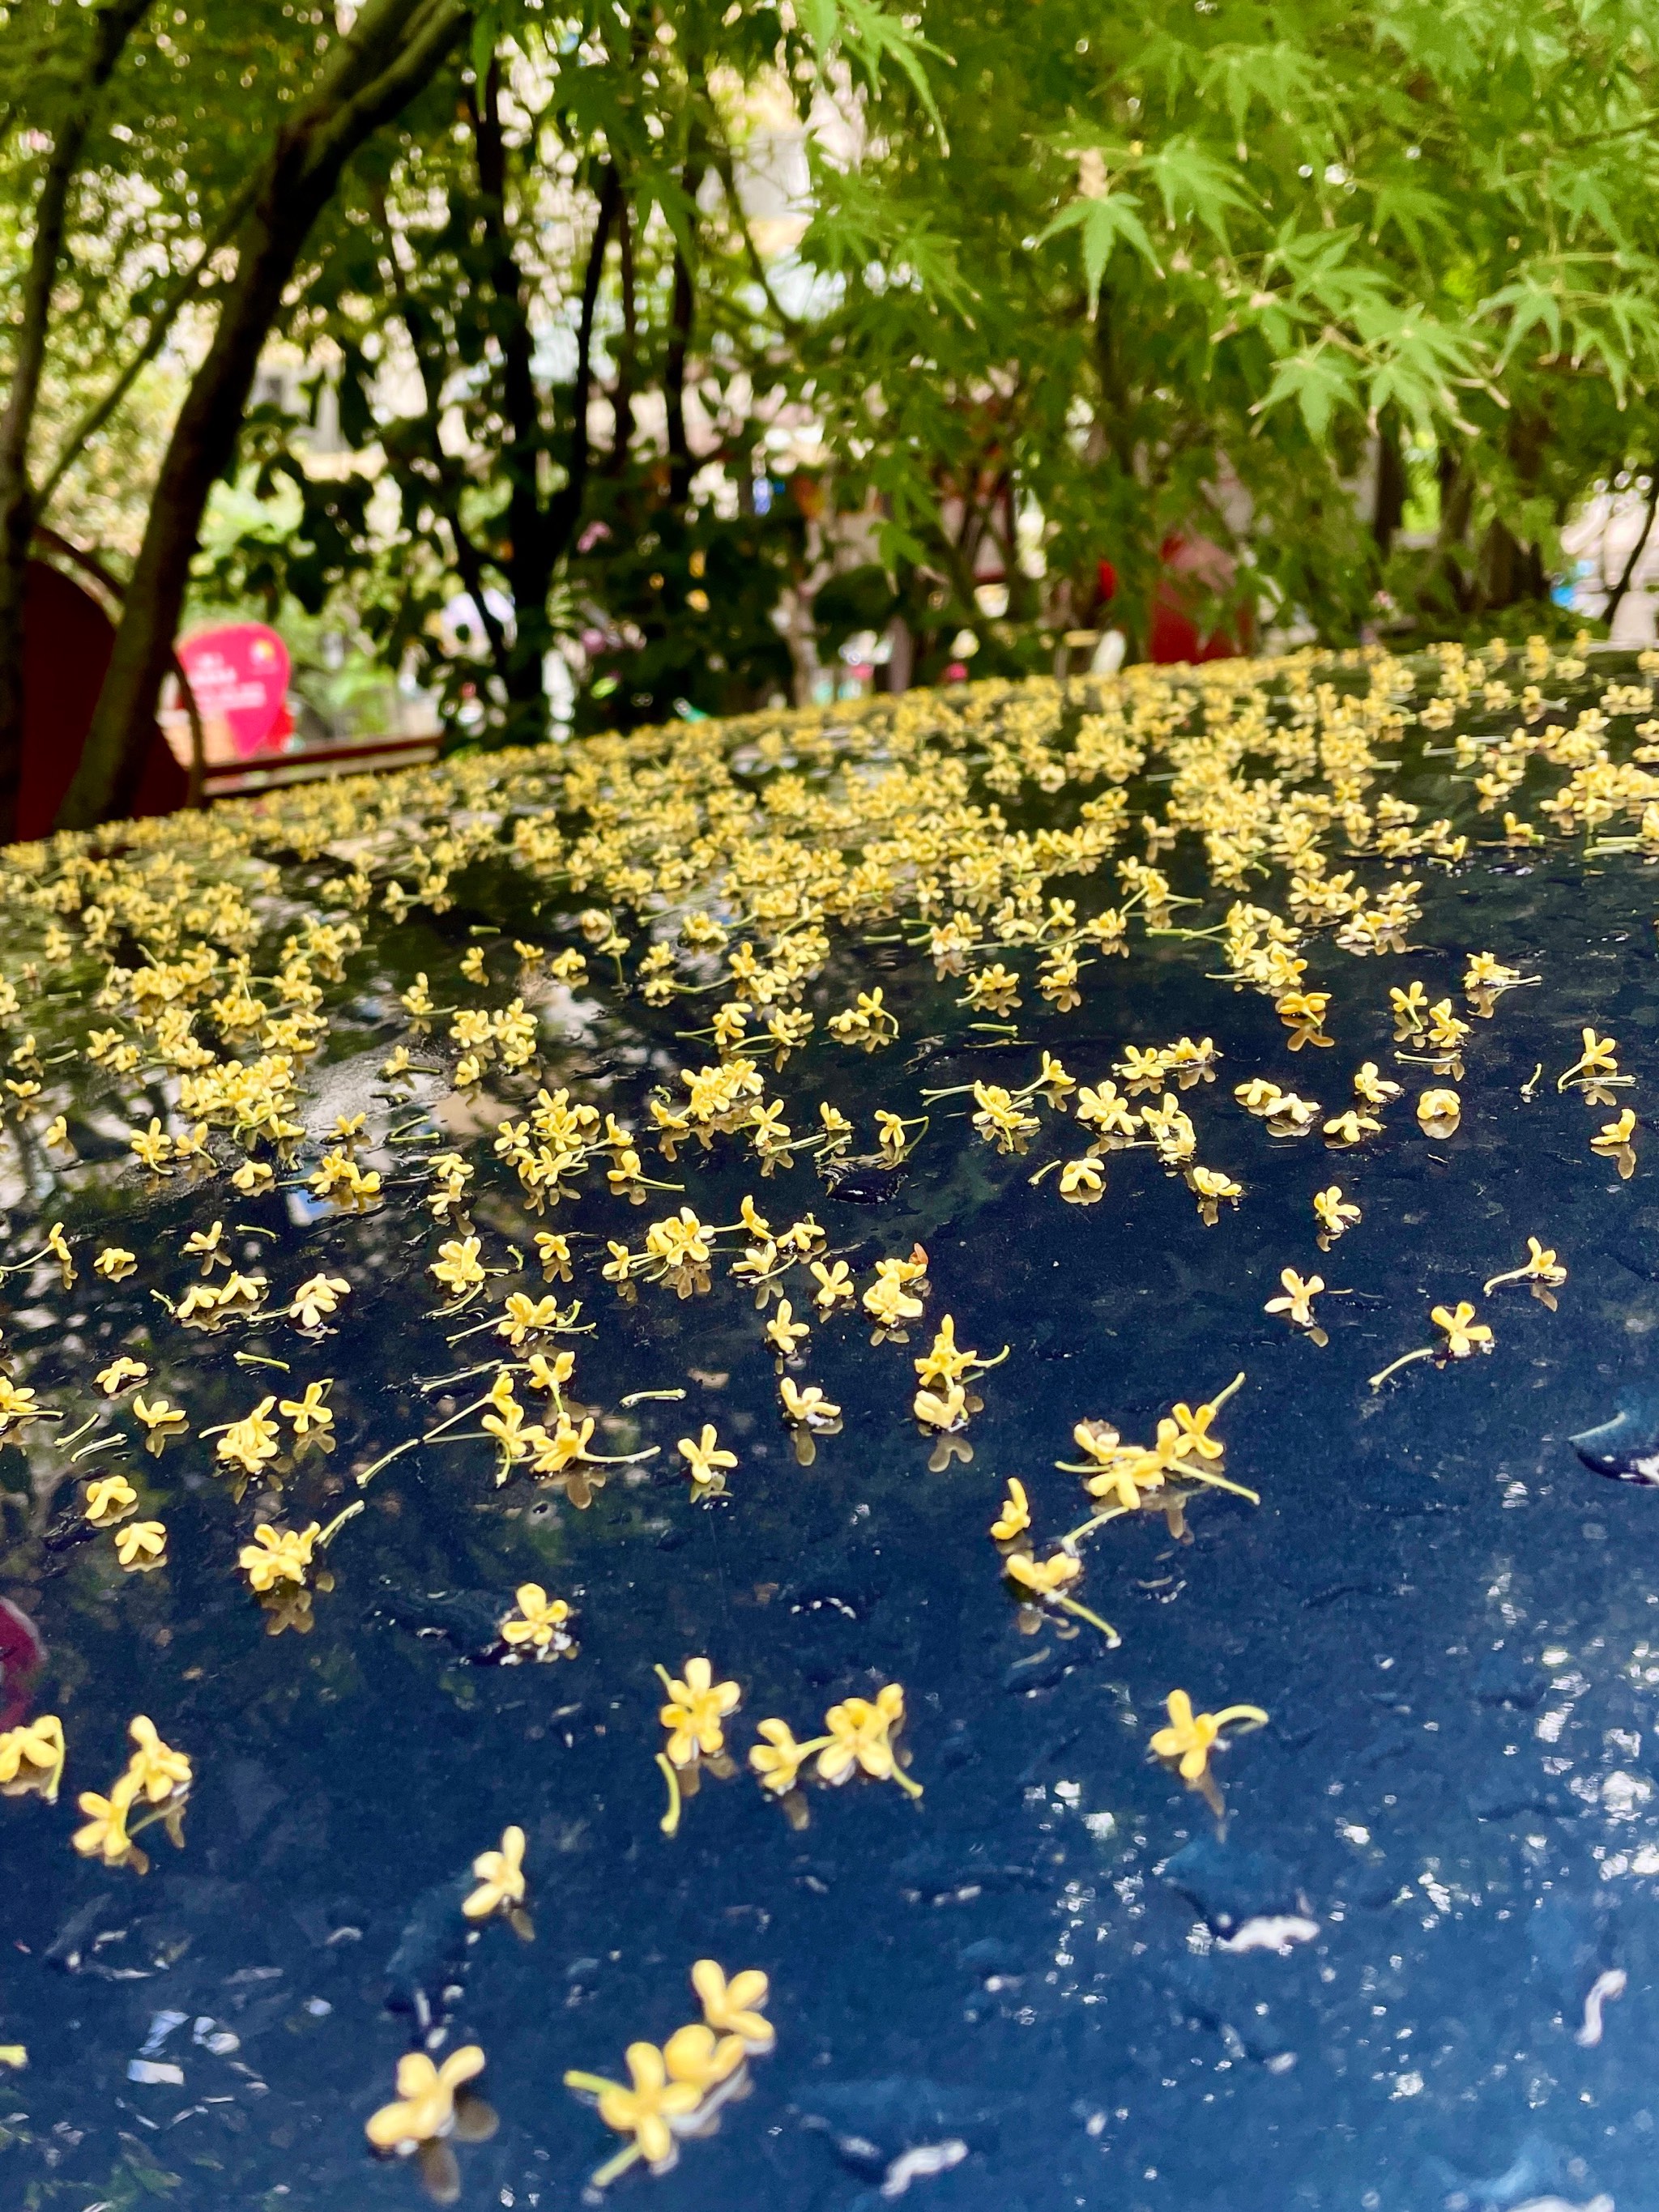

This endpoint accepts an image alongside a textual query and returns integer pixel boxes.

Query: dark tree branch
[58,0,469,829]
[375,193,513,686]
[1603,466,1659,632]
[664,198,701,509]
[546,161,621,551]
[0,0,156,839]
[606,188,638,478]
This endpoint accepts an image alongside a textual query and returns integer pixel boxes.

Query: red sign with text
[175,623,292,760]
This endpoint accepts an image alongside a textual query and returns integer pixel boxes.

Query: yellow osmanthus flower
[1313,1186,1361,1240]
[1149,1690,1268,1780]
[526,1413,595,1478]
[1465,951,1524,991]
[1388,981,1429,1033]
[989,1477,1030,1541]
[365,2046,487,2154]
[1592,1106,1638,1155]
[1353,1061,1401,1106]
[764,1299,809,1357]
[778,1379,840,1427]
[691,1958,774,2052]
[238,1524,320,1592]
[215,1397,279,1477]
[499,1583,575,1656]
[1188,1165,1242,1221]
[1432,1301,1494,1358]
[571,2042,701,2173]
[0,1379,43,1434]
[132,1393,186,1443]
[182,1221,228,1271]
[0,1714,65,1802]
[124,1715,191,1804]
[94,1246,137,1281]
[279,1381,334,1436]
[677,1424,736,1494]
[810,1259,855,1311]
[1005,1549,1080,1600]
[463,1824,527,1919]
[291,1272,349,1328]
[497,1292,561,1347]
[913,1381,968,1432]
[83,1474,137,1528]
[114,1520,167,1571]
[913,1315,971,1387]
[662,2022,745,2094]
[96,1356,147,1395]
[749,1718,825,1795]
[1322,1109,1381,1147]
[73,1780,140,1865]
[1058,1156,1104,1200]
[1485,1237,1567,1294]
[1559,1026,1620,1089]
[1417,1086,1461,1134]
[431,1234,486,1296]
[525,1348,576,1397]
[657,1656,741,1767]
[864,1272,923,1331]
[534,1230,573,1280]
[817,1683,920,1795]
[128,1119,174,1170]
[1265,1268,1323,1329]
[1234,1077,1286,1117]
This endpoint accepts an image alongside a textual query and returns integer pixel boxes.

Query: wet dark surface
[1,671,1657,2212]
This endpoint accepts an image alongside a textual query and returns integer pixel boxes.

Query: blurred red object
[1147,534,1252,665]
[0,1596,44,1729]
[19,559,184,837]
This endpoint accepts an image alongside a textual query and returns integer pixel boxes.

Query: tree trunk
[1435,445,1474,615]
[0,0,155,842]
[471,69,618,748]
[56,0,467,829]
[664,224,697,509]
[1371,411,1406,556]
[471,60,551,745]
[607,190,638,479]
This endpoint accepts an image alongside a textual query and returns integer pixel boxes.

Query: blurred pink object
[0,1596,44,1729]
[168,623,292,762]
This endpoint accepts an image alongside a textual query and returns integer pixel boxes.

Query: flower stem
[355,1437,419,1490]
[1056,1593,1120,1646]
[655,1751,682,1837]
[1206,1370,1247,1413]
[590,2141,644,2190]
[318,1500,364,1548]
[562,2069,624,2098]
[1368,1345,1435,1391]
[421,1393,493,1443]
[1179,1464,1261,1505]
[71,1434,125,1462]
[1061,1504,1131,1546]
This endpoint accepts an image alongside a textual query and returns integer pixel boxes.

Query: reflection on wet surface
[0,646,1657,2210]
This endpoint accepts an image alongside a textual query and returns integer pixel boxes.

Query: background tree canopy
[4,0,1659,828]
